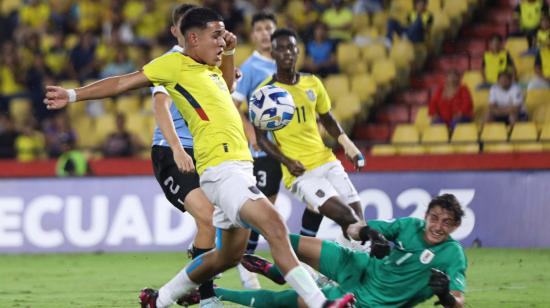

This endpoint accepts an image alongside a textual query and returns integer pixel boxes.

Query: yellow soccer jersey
[143,52,252,174]
[258,73,337,187]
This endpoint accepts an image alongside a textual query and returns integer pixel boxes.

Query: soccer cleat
[237,263,262,289]
[322,293,356,308]
[176,288,200,307]
[139,288,158,308]
[199,296,224,307]
[241,254,286,285]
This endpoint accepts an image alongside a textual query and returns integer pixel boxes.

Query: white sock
[284,266,326,308]
[157,268,199,308]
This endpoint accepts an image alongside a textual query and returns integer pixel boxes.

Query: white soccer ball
[249,85,295,131]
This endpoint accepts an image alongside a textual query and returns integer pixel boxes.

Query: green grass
[1,248,550,307]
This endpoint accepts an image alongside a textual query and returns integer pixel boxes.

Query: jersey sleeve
[142,54,177,88]
[314,76,332,114]
[445,245,467,292]
[233,62,253,103]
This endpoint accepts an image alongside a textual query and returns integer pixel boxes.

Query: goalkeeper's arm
[429,269,465,308]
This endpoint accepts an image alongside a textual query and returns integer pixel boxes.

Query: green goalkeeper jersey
[359,217,467,307]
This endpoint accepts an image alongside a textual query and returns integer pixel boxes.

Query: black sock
[192,246,216,299]
[246,231,260,254]
[300,208,323,237]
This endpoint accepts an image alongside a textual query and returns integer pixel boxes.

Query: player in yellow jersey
[256,28,375,249]
[43,7,357,308]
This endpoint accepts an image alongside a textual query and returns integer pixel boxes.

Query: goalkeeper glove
[359,226,391,259]
[429,268,457,307]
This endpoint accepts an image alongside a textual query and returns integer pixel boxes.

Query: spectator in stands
[513,0,549,48]
[18,0,50,31]
[26,55,54,123]
[302,22,339,77]
[68,31,98,84]
[102,113,143,158]
[0,41,26,104]
[100,48,135,78]
[321,0,354,42]
[532,14,550,52]
[528,39,550,89]
[385,0,433,48]
[286,0,320,40]
[479,34,516,89]
[15,117,45,162]
[216,0,246,42]
[44,112,77,158]
[0,114,18,159]
[45,31,68,80]
[487,71,527,125]
[56,142,90,177]
[429,70,473,129]
[134,0,166,45]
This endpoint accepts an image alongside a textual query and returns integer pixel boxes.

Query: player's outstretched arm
[429,269,465,308]
[318,112,365,170]
[44,71,152,110]
[152,91,195,173]
[255,127,305,176]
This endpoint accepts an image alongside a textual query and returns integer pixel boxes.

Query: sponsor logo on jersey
[306,89,316,101]
[420,249,435,264]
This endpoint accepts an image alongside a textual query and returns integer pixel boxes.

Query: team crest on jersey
[209,73,227,92]
[419,249,435,264]
[306,89,316,101]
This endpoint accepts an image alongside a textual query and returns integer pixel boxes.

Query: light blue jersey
[151,45,193,149]
[232,51,276,158]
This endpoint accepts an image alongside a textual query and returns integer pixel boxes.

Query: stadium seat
[514,142,543,152]
[515,55,535,82]
[533,104,550,129]
[540,124,550,150]
[142,96,153,114]
[391,124,420,144]
[235,44,253,66]
[505,37,529,58]
[412,106,431,133]
[336,43,361,72]
[94,114,118,142]
[115,95,142,115]
[372,11,388,33]
[426,144,455,154]
[525,89,550,116]
[342,59,368,76]
[510,122,538,142]
[483,143,514,153]
[333,93,361,123]
[8,98,32,126]
[451,123,479,143]
[361,43,387,67]
[352,13,369,35]
[72,116,97,148]
[296,42,305,70]
[389,39,415,70]
[454,143,480,154]
[324,74,350,101]
[472,89,490,122]
[428,0,442,12]
[431,10,451,36]
[371,59,397,86]
[371,144,397,156]
[481,123,508,143]
[350,73,377,104]
[421,124,449,144]
[126,113,151,145]
[397,144,426,155]
[462,71,483,93]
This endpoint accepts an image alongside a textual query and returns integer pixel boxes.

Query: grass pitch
[1,248,549,307]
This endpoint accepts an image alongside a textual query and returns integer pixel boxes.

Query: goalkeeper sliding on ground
[181,194,466,307]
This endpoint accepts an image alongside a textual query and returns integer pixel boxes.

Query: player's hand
[44,86,70,110]
[429,269,457,307]
[285,159,306,177]
[235,67,242,80]
[173,147,195,174]
[223,30,237,51]
[350,153,366,171]
[360,226,391,259]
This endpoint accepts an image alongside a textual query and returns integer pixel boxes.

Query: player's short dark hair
[172,3,197,26]
[251,12,277,28]
[179,7,223,35]
[271,28,298,42]
[427,194,464,224]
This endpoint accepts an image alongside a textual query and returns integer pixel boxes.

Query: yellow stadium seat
[483,143,514,153]
[533,104,550,128]
[514,142,543,152]
[336,43,361,72]
[431,10,451,36]
[540,124,550,150]
[9,98,32,126]
[505,37,529,58]
[350,73,377,103]
[454,143,480,154]
[126,113,151,145]
[428,0,442,12]
[333,93,361,123]
[115,95,142,115]
[451,123,479,143]
[472,89,490,121]
[296,42,305,70]
[510,122,538,142]
[59,80,80,90]
[421,124,449,143]
[142,96,153,114]
[72,117,97,148]
[515,55,535,82]
[324,74,350,101]
[397,145,426,155]
[443,0,468,21]
[462,71,483,93]
[371,144,397,156]
[371,59,397,86]
[390,40,415,69]
[352,13,369,34]
[392,124,420,144]
[342,59,368,76]
[235,44,254,66]
[361,43,387,66]
[414,106,431,133]
[481,123,509,142]
[525,89,550,116]
[94,114,117,142]
[372,11,389,34]
[426,144,455,154]
[67,100,87,120]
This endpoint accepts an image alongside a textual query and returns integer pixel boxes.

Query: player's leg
[214,288,300,308]
[300,208,324,237]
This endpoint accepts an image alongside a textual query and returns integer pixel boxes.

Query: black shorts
[151,145,200,213]
[253,155,282,197]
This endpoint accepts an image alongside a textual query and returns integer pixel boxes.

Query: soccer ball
[249,85,295,131]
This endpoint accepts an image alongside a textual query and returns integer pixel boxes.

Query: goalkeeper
[210,194,467,307]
